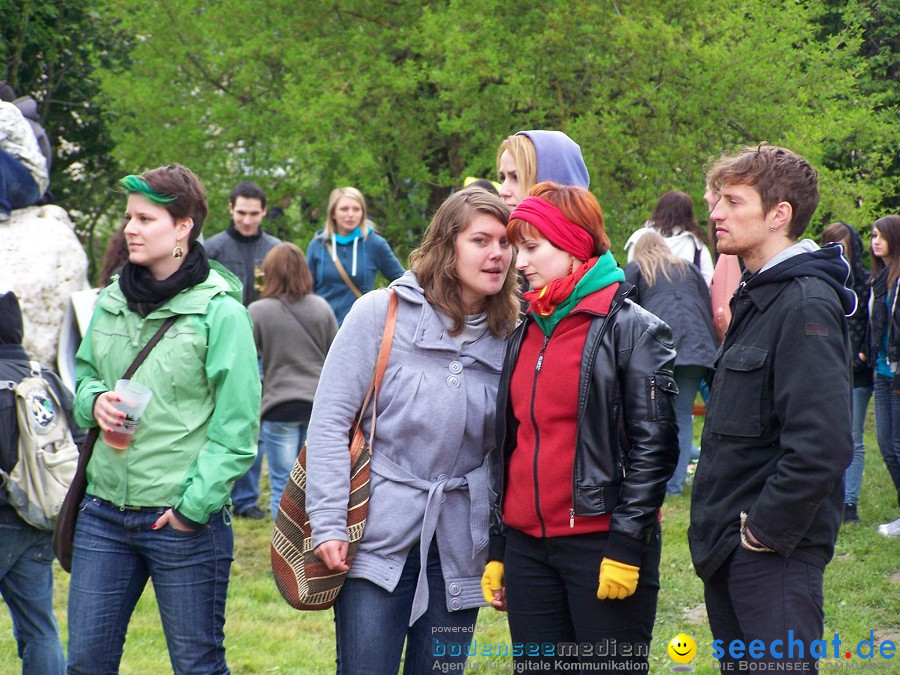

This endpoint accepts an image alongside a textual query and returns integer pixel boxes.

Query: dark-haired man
[205,181,281,307]
[689,144,854,672]
[205,181,280,519]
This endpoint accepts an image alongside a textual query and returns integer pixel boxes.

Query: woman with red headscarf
[482,182,679,671]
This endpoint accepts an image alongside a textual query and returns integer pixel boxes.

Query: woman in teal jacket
[306,187,405,324]
[67,164,260,675]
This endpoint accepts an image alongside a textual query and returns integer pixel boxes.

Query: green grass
[1,413,898,673]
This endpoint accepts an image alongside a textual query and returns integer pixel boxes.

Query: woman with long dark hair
[821,222,871,524]
[482,182,678,671]
[625,189,715,284]
[68,164,260,673]
[248,243,337,520]
[867,215,900,537]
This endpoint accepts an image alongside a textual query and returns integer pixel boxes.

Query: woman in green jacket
[67,164,260,675]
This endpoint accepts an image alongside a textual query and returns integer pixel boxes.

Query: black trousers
[504,524,660,671]
[704,545,825,672]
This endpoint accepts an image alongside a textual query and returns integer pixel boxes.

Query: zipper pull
[650,377,656,401]
[535,355,543,372]
[569,508,575,528]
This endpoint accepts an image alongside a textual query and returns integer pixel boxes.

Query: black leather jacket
[490,284,679,566]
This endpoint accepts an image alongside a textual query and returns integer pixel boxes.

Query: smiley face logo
[668,633,696,663]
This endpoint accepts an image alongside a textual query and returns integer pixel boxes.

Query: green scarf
[532,250,625,337]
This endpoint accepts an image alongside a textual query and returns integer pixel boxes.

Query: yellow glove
[481,561,505,604]
[597,558,640,600]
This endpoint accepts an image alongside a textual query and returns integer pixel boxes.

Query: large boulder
[0,205,90,369]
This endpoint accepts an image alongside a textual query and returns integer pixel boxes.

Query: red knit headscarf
[509,197,595,261]
[510,196,598,316]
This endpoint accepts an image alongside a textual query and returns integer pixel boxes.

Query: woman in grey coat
[306,187,520,674]
[625,231,718,495]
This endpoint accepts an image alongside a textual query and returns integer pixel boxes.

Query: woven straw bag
[271,290,397,610]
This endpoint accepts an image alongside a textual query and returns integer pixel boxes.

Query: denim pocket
[162,523,209,538]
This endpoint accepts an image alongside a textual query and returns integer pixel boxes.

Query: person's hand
[597,558,640,600]
[93,390,125,433]
[152,508,196,532]
[481,561,507,611]
[315,540,350,572]
[744,526,763,547]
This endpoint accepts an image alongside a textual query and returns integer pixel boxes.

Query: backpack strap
[28,360,41,378]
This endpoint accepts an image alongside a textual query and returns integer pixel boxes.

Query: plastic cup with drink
[102,379,153,451]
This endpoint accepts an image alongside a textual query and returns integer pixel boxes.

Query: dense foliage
[4,0,898,265]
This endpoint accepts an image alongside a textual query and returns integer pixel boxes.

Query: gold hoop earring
[173,244,184,259]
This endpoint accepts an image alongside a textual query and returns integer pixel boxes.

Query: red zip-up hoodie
[503,285,618,538]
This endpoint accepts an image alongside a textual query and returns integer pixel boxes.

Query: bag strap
[78,315,179,458]
[277,298,328,362]
[324,239,363,299]
[351,290,398,462]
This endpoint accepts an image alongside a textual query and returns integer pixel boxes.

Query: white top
[624,224,714,285]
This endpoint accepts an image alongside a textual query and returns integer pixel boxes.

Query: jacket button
[448,583,461,596]
[449,598,461,610]
[449,360,463,374]
[447,375,460,388]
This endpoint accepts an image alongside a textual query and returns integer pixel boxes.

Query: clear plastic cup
[102,379,153,451]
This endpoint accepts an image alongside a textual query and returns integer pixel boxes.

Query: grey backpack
[0,361,79,529]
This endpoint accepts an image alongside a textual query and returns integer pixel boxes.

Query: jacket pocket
[646,370,679,422]
[708,344,768,437]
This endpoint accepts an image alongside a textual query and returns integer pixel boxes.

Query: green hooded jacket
[74,262,260,524]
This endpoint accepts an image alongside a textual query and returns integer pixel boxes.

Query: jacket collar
[98,261,242,317]
[391,271,506,370]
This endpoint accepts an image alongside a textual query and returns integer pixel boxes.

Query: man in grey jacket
[206,181,280,519]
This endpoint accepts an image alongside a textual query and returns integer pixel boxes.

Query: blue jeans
[231,449,263,513]
[668,365,707,495]
[0,522,65,674]
[259,419,306,520]
[873,375,900,500]
[333,539,478,675]
[845,385,873,504]
[67,496,234,675]
[0,148,41,215]
[232,360,264,513]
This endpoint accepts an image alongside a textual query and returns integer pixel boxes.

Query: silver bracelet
[740,511,774,553]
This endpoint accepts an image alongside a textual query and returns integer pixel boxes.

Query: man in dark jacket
[689,144,854,672]
[204,181,281,307]
[0,290,81,673]
[205,181,280,519]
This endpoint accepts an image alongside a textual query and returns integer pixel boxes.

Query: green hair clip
[120,175,177,204]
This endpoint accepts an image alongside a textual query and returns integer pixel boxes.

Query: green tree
[1,0,130,275]
[98,0,898,260]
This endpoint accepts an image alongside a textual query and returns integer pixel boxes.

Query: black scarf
[118,243,211,317]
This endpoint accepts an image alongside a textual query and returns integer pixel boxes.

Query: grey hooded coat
[306,271,506,624]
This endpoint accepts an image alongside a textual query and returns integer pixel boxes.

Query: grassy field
[1,415,898,674]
